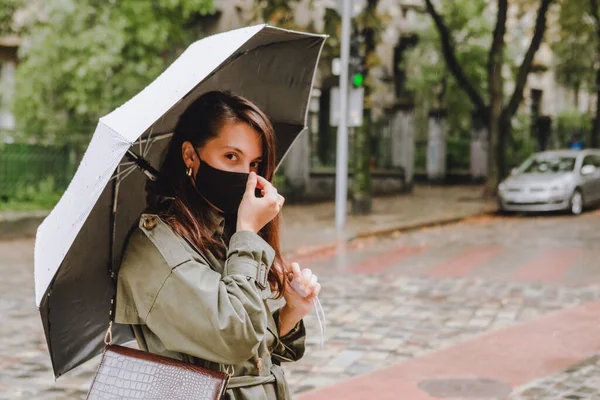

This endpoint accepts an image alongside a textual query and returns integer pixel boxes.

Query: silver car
[498,149,600,215]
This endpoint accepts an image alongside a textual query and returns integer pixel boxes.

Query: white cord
[313,297,326,350]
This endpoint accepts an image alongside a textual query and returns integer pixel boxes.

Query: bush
[554,110,591,148]
[0,176,63,211]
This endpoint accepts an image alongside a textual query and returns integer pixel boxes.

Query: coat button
[142,215,158,231]
[256,358,263,371]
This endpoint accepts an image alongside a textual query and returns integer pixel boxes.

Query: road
[1,211,600,399]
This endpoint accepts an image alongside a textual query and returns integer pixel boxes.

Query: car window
[582,155,600,168]
[521,156,577,174]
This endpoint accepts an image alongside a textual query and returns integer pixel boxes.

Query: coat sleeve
[270,308,306,363]
[143,230,275,365]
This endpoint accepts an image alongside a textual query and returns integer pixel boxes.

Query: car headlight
[498,182,507,192]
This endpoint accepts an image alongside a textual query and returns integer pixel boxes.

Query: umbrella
[34,24,326,378]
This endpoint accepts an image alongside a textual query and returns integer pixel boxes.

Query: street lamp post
[335,0,352,233]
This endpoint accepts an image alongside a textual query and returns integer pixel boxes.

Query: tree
[589,0,600,147]
[0,0,21,35]
[403,0,493,170]
[351,0,383,215]
[424,0,554,195]
[553,0,600,147]
[252,0,300,30]
[11,0,214,145]
[552,0,595,110]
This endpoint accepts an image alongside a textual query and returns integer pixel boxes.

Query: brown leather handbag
[87,322,230,400]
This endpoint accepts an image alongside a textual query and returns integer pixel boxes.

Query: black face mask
[193,157,250,216]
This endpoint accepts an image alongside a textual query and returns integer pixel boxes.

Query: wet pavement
[280,184,494,253]
[2,208,600,398]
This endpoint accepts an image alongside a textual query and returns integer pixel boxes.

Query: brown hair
[147,90,287,297]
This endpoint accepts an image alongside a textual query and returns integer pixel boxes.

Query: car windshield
[519,156,576,174]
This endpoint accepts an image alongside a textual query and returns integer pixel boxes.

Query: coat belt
[227,364,289,398]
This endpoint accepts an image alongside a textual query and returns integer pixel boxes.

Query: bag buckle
[104,321,113,345]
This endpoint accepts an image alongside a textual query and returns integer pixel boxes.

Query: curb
[0,211,48,240]
[286,208,497,260]
[353,209,497,240]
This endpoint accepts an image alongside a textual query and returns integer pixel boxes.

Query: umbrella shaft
[125,150,159,181]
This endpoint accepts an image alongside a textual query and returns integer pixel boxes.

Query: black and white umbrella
[33,24,326,378]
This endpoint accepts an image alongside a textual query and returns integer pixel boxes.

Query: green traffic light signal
[353,73,364,87]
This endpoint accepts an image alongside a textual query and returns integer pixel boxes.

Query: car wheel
[569,190,584,216]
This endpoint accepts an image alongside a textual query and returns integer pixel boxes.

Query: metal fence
[0,143,73,199]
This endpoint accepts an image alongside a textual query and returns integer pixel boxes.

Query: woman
[115,91,321,399]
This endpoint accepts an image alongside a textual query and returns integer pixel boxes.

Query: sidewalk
[281,185,496,254]
[0,185,496,249]
[297,301,600,400]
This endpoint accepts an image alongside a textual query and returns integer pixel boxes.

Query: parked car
[497,149,600,215]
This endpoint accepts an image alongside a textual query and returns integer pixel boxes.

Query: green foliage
[507,113,537,169]
[0,0,21,35]
[253,0,299,29]
[11,0,214,145]
[555,109,592,147]
[551,0,597,94]
[446,136,471,172]
[404,0,494,142]
[0,176,62,211]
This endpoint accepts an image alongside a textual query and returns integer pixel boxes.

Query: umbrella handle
[126,150,159,181]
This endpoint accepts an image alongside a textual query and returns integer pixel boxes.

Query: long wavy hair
[147,90,287,297]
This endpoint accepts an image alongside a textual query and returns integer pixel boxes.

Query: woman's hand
[277,262,321,336]
[237,172,285,233]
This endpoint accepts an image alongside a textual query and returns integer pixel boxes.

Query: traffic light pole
[335,0,351,233]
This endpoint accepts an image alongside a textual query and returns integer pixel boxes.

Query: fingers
[313,282,321,297]
[290,262,302,281]
[245,171,257,195]
[254,175,285,210]
[301,268,312,283]
[306,274,318,296]
[256,176,275,197]
[298,268,321,297]
[284,262,322,302]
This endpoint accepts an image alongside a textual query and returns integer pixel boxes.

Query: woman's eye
[250,161,261,168]
[226,154,238,161]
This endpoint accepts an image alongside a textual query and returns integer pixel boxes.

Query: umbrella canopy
[34,24,326,378]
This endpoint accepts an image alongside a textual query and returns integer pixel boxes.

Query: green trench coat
[115,213,306,400]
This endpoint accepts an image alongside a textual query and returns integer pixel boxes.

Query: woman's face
[182,121,263,178]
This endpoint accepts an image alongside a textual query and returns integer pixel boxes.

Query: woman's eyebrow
[224,145,244,154]
[224,145,262,160]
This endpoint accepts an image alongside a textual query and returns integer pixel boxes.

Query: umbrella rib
[143,125,155,155]
[143,139,156,158]
[116,165,138,183]
[109,165,137,182]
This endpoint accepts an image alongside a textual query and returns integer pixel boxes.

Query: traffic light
[352,72,364,88]
[349,34,364,88]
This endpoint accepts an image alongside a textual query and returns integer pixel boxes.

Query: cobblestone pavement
[287,276,600,396]
[511,356,600,400]
[2,211,600,398]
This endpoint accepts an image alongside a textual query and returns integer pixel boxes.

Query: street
[2,210,600,399]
